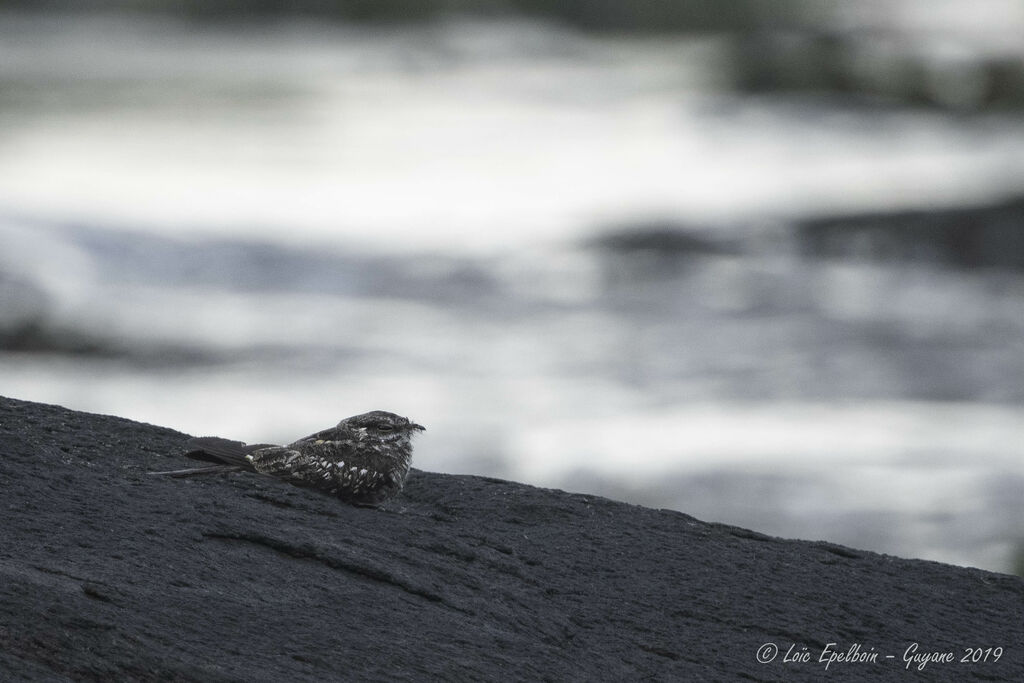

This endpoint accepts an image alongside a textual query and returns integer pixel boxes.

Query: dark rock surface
[1,395,1021,682]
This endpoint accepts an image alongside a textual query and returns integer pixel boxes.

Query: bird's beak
[412,423,426,432]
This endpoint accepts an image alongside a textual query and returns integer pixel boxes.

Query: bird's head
[339,411,425,445]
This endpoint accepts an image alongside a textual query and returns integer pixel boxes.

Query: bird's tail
[149,436,276,477]
[183,436,273,467]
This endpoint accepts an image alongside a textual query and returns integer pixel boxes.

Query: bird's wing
[150,464,245,477]
[248,439,359,483]
[245,446,305,477]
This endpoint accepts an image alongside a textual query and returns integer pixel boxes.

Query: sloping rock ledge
[0,395,1021,682]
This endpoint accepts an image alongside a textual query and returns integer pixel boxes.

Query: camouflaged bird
[154,411,425,506]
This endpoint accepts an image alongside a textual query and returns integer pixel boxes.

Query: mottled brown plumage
[156,411,425,506]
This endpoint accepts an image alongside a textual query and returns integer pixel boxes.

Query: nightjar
[156,411,425,506]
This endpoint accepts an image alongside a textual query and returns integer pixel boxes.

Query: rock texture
[0,395,1021,682]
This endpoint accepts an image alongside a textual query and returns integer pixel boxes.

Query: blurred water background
[2,0,1024,573]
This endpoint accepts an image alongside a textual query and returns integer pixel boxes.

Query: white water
[3,13,1024,254]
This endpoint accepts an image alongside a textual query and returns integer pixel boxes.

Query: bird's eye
[377,423,394,432]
